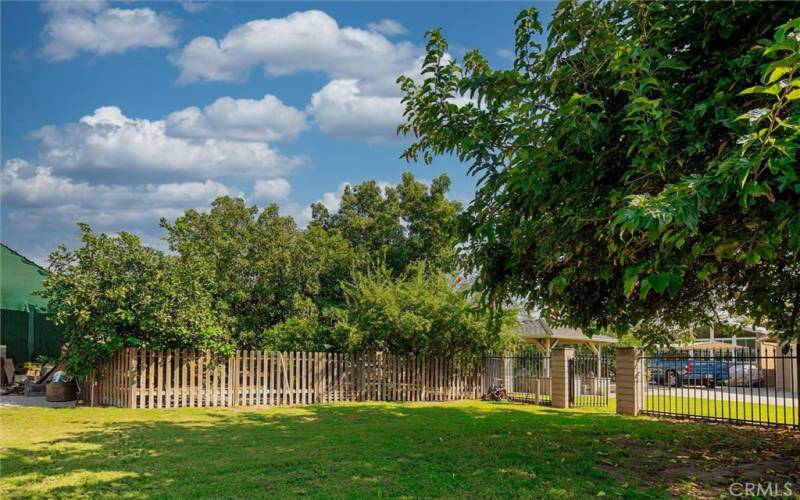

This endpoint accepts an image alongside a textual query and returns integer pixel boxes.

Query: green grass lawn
[644,395,798,425]
[2,401,798,498]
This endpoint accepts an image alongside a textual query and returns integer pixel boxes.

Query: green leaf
[623,266,643,298]
[638,278,652,300]
[739,86,764,95]
[650,273,672,294]
[657,59,688,71]
[767,66,792,84]
[668,274,683,296]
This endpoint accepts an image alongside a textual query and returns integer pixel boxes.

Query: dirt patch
[600,423,800,498]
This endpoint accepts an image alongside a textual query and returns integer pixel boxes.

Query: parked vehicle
[728,363,765,387]
[649,357,730,387]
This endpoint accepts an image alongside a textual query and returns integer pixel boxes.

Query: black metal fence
[484,353,552,405]
[640,346,799,428]
[569,353,613,407]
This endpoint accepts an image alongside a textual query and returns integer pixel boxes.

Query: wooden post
[172,349,178,408]
[315,352,321,404]
[205,353,211,408]
[226,353,233,407]
[112,351,118,406]
[252,350,257,406]
[128,349,136,408]
[164,349,172,409]
[181,349,188,407]
[248,351,254,407]
[274,351,281,406]
[257,351,263,406]
[110,351,117,406]
[281,350,287,406]
[222,353,229,407]
[304,351,310,405]
[210,355,216,408]
[235,350,242,407]
[283,351,290,405]
[338,353,344,402]
[147,350,154,408]
[136,349,145,408]
[293,351,298,405]
[357,354,365,401]
[268,352,275,406]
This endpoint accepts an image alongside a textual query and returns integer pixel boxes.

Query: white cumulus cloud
[251,178,291,202]
[40,1,177,61]
[165,94,307,142]
[367,19,408,36]
[1,158,244,263]
[179,1,209,13]
[171,9,417,92]
[1,158,240,212]
[167,10,455,143]
[307,80,404,142]
[31,106,306,182]
[497,48,514,59]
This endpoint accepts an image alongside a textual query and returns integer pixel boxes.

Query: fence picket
[267,352,274,406]
[256,351,262,406]
[112,351,118,406]
[307,352,313,404]
[301,352,307,405]
[301,351,307,405]
[301,353,311,404]
[226,354,233,407]
[304,352,310,405]
[249,350,255,406]
[300,351,306,405]
[316,352,322,404]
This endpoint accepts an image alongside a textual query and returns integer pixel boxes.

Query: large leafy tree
[311,172,462,274]
[44,173,489,373]
[161,197,352,349]
[399,2,800,345]
[42,225,228,375]
[338,263,516,356]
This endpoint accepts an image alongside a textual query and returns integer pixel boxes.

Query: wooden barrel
[45,381,77,402]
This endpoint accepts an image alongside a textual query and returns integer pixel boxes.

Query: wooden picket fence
[83,348,486,408]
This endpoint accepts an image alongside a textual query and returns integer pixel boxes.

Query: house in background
[676,313,798,391]
[0,244,64,364]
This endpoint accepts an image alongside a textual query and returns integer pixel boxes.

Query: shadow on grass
[1,402,798,498]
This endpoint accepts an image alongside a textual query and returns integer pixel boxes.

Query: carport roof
[677,341,747,350]
[516,316,618,345]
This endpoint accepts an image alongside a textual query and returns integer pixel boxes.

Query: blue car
[649,357,729,388]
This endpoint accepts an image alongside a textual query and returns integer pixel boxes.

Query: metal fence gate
[640,345,799,428]
[484,353,551,405]
[569,353,613,407]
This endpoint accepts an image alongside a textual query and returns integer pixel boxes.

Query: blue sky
[1,1,553,264]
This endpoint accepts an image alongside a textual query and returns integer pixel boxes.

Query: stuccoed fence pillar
[551,348,574,408]
[615,347,643,416]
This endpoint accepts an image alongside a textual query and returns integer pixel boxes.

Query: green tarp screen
[1,309,64,363]
[1,244,50,311]
[0,244,65,363]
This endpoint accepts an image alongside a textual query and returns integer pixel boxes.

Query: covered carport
[516,315,618,378]
[485,315,618,405]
